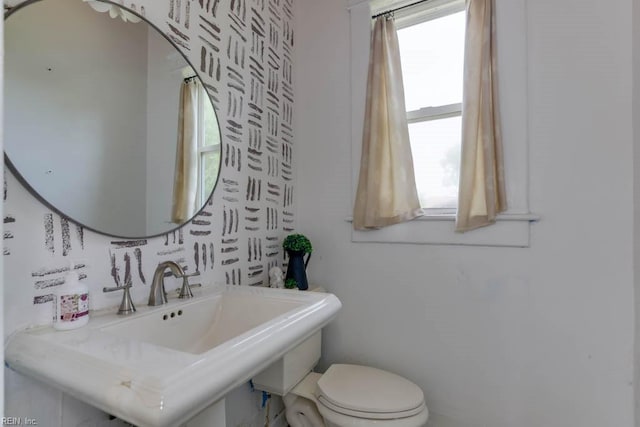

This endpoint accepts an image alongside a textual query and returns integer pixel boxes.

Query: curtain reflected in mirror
[172,78,199,224]
[172,77,220,223]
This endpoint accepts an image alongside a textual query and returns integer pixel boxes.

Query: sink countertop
[5,285,341,427]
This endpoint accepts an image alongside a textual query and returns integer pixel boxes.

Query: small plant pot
[285,249,310,291]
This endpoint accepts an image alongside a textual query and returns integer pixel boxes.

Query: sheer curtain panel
[171,79,199,224]
[455,0,506,232]
[353,15,422,230]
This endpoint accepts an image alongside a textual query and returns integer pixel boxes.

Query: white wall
[295,1,635,427]
[145,30,187,234]
[634,0,640,423]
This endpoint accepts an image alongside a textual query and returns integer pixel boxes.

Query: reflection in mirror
[82,0,142,23]
[4,0,221,238]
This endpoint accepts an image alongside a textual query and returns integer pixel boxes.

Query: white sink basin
[5,285,341,427]
[101,291,307,354]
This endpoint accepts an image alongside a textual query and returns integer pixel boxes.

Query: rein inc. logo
[1,418,37,425]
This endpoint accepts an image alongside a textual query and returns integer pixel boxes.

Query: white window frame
[347,0,538,247]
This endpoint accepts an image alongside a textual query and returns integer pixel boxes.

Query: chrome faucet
[149,261,184,306]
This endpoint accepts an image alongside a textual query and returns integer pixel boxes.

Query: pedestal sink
[5,285,341,427]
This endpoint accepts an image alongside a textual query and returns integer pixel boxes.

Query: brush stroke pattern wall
[4,0,294,425]
[3,0,295,334]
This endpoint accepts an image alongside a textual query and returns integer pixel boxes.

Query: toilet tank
[252,331,321,395]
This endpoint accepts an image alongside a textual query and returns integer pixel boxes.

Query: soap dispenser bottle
[53,270,89,330]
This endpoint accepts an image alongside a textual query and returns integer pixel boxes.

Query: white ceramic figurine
[269,266,284,288]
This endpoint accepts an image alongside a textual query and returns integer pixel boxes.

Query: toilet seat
[315,364,426,420]
[316,402,428,427]
[317,396,427,420]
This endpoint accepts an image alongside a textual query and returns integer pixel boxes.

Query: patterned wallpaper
[3,0,296,333]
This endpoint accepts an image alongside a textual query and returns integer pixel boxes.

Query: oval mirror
[4,0,222,238]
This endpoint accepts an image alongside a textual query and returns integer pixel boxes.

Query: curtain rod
[371,0,431,19]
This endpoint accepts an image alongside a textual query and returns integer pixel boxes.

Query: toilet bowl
[283,364,428,427]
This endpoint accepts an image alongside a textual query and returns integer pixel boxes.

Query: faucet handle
[178,271,201,299]
[103,282,136,315]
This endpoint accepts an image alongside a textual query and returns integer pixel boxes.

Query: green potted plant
[282,233,313,254]
[282,233,313,290]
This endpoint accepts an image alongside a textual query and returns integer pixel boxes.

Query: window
[396,2,465,212]
[348,0,534,246]
[196,85,221,206]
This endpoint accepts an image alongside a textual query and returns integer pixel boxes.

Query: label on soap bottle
[58,293,89,322]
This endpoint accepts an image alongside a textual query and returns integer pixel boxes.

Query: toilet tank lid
[315,364,425,416]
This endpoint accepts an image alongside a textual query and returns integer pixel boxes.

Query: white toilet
[252,332,428,427]
[283,364,429,427]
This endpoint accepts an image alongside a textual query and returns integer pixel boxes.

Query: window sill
[347,213,539,247]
